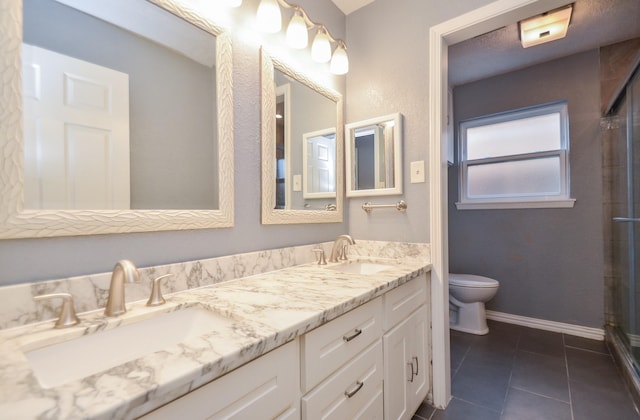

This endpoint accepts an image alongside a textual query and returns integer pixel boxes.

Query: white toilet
[449,274,500,335]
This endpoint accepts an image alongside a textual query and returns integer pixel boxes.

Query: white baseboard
[486,310,605,341]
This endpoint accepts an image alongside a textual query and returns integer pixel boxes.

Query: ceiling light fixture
[519,4,573,48]
[256,0,349,74]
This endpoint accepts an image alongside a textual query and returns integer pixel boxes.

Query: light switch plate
[293,174,302,191]
[410,161,425,183]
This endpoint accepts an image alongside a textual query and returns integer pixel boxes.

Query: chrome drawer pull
[408,361,415,382]
[344,381,364,398]
[343,328,362,342]
[408,356,419,382]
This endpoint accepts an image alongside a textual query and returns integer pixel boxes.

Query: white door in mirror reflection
[22,44,130,210]
[354,124,394,190]
[303,129,336,199]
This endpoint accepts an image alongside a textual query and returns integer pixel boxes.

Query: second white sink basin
[25,306,232,389]
[326,261,393,275]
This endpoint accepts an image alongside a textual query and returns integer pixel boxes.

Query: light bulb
[286,11,308,49]
[257,0,281,33]
[330,43,349,75]
[311,28,332,63]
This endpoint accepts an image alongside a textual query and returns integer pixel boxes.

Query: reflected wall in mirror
[274,68,337,210]
[345,113,403,197]
[261,49,343,224]
[23,0,217,210]
[0,0,234,238]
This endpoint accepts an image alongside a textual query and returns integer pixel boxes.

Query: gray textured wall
[448,50,604,328]
[0,0,347,285]
[345,0,495,242]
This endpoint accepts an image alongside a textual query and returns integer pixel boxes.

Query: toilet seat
[450,274,499,288]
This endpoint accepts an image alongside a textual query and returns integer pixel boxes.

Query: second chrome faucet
[329,234,356,263]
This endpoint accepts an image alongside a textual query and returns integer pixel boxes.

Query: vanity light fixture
[256,0,349,74]
[329,41,349,75]
[286,8,308,49]
[257,0,282,33]
[519,4,573,48]
[311,26,332,63]
[224,0,243,7]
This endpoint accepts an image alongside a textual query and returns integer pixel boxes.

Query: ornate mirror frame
[260,48,343,224]
[0,0,234,239]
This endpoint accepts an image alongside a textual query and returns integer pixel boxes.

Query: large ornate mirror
[345,113,403,197]
[261,49,343,224]
[0,0,233,238]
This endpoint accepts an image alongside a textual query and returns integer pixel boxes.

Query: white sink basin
[326,261,393,275]
[25,307,231,388]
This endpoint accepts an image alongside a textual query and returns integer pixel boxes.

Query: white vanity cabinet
[383,275,430,420]
[299,273,431,420]
[301,297,384,419]
[141,339,300,420]
[140,273,430,420]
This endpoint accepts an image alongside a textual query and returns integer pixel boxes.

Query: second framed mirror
[261,49,343,224]
[345,113,403,197]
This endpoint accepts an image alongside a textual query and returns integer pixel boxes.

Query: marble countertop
[0,257,430,419]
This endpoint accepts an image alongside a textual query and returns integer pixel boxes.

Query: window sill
[455,199,576,210]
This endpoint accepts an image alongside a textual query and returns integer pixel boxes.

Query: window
[457,101,575,210]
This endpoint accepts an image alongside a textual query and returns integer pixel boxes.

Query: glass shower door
[613,68,640,369]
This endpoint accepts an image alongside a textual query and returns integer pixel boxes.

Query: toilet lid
[449,273,499,288]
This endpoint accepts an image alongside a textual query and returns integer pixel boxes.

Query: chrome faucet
[329,234,356,263]
[104,260,139,317]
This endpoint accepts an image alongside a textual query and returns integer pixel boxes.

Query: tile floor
[412,320,640,420]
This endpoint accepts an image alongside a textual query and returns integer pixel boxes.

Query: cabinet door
[141,340,300,420]
[407,305,429,412]
[383,311,413,420]
[383,305,429,420]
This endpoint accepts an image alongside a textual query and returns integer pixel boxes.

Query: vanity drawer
[302,341,383,420]
[301,297,383,392]
[383,275,427,331]
[141,340,299,420]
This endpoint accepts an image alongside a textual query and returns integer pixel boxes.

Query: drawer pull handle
[344,381,364,398]
[343,328,362,342]
[408,356,419,382]
[408,361,415,382]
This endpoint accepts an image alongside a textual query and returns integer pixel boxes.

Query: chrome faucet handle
[312,248,327,265]
[338,244,349,261]
[33,292,80,329]
[147,274,173,307]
